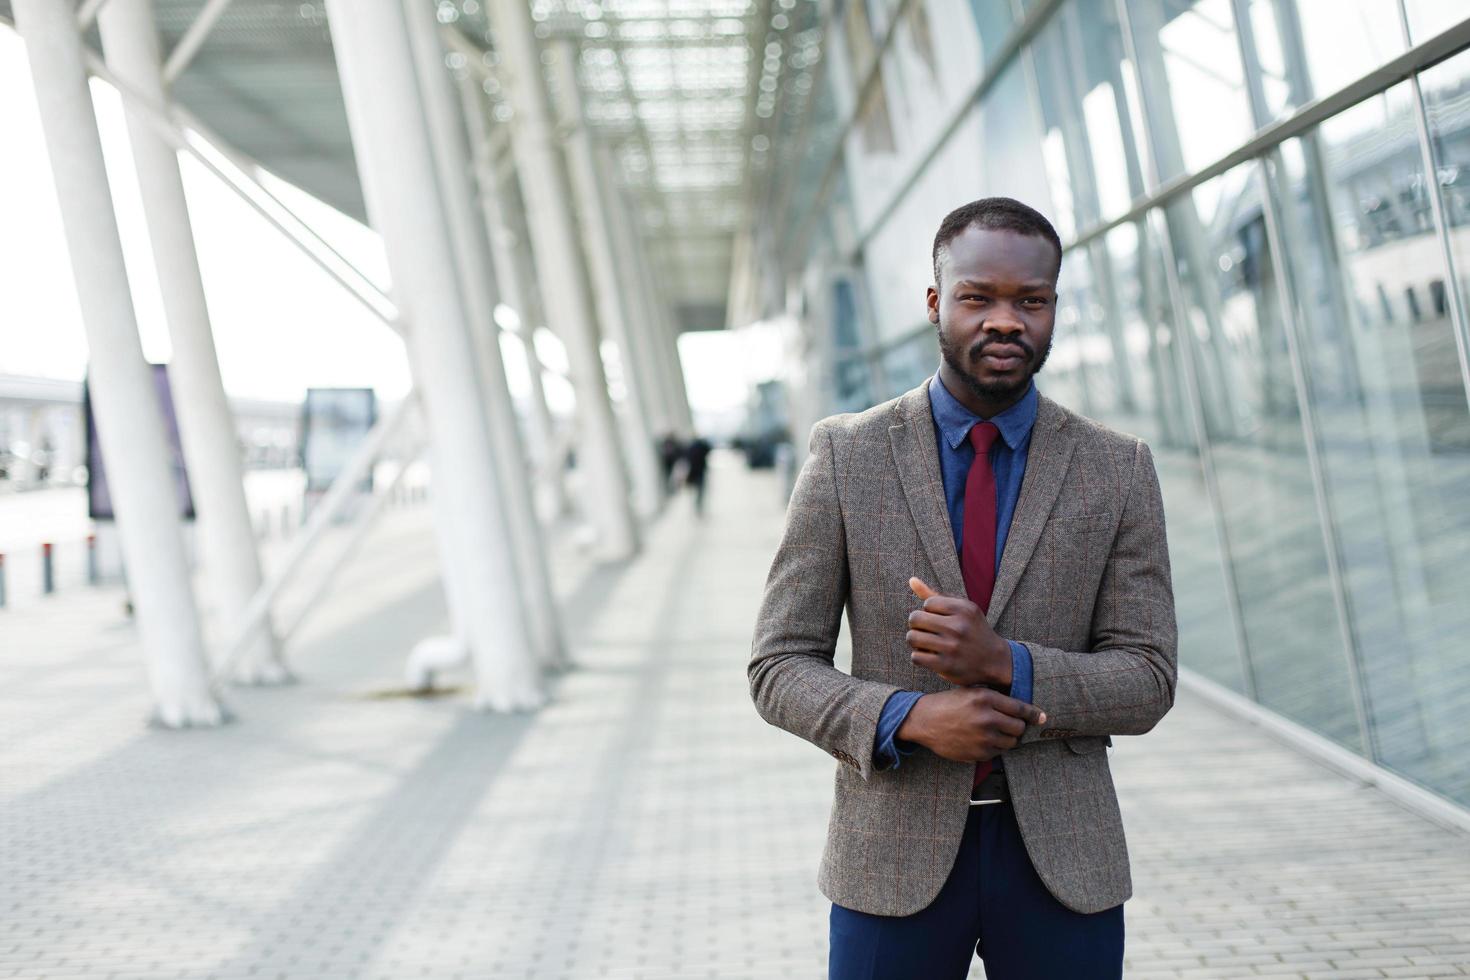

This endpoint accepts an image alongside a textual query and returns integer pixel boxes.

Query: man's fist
[895,687,1047,764]
[906,577,1013,689]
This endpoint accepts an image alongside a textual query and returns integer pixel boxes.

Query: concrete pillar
[455,72,568,522]
[548,41,665,518]
[604,182,694,437]
[401,0,567,672]
[594,141,679,440]
[324,0,543,710]
[12,0,223,727]
[488,0,640,561]
[96,0,287,685]
[624,206,696,437]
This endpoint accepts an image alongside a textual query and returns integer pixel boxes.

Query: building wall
[774,0,1470,808]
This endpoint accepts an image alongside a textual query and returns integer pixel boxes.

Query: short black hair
[932,197,1062,286]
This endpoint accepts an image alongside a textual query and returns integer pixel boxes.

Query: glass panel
[782,68,845,266]
[1243,0,1406,121]
[882,0,996,164]
[1028,0,1148,240]
[1422,51,1470,342]
[832,275,876,412]
[1126,0,1256,181]
[1165,162,1361,748]
[843,1,1019,236]
[967,0,1019,56]
[878,331,938,398]
[1052,223,1247,692]
[1135,216,1249,693]
[1047,243,1101,417]
[1403,0,1470,43]
[975,63,1056,213]
[1271,81,1470,803]
[1102,222,1194,445]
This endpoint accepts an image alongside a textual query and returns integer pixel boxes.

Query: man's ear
[926,285,940,324]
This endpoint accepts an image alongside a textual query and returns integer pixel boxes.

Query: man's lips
[977,345,1027,370]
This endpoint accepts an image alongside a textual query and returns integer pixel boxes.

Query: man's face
[927,225,1057,406]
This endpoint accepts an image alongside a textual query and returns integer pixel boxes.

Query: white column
[455,75,558,502]
[625,207,696,436]
[488,0,640,561]
[96,0,287,685]
[324,0,543,710]
[548,40,665,519]
[594,141,678,439]
[456,74,569,521]
[13,0,222,727]
[401,0,567,673]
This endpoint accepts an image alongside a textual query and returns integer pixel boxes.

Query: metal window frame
[1399,4,1470,463]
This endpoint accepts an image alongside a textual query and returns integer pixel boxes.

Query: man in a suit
[749,197,1177,979]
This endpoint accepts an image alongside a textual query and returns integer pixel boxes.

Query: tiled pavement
[1,454,1467,979]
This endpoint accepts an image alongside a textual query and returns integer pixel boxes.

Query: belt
[969,767,1009,806]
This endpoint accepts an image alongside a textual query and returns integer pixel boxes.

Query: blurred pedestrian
[683,435,711,516]
[658,432,683,495]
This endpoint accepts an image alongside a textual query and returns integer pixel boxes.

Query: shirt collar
[928,371,1038,452]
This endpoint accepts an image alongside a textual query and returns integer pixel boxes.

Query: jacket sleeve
[1017,439,1178,744]
[748,419,903,780]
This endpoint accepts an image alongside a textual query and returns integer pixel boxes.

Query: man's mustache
[968,337,1035,360]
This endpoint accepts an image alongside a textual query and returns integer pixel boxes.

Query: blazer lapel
[986,394,1079,625]
[888,379,968,600]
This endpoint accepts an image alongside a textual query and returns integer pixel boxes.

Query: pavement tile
[0,461,1467,978]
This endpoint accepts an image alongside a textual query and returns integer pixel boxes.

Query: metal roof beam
[163,0,237,84]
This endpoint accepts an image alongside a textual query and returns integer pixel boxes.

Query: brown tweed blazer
[749,377,1177,917]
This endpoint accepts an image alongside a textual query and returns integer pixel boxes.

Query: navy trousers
[828,800,1124,980]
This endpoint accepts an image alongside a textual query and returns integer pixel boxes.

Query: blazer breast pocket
[1065,735,1112,754]
[1036,512,1117,568]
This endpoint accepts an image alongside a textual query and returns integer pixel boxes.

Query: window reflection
[1274,78,1470,803]
[1242,0,1405,121]
[967,0,1017,56]
[1404,0,1470,44]
[1028,0,1146,239]
[1421,50,1470,345]
[1165,163,1361,749]
[1126,0,1255,180]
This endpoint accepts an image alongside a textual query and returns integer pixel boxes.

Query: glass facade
[770,0,1470,807]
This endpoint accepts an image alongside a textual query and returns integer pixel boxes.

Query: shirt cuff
[872,690,925,771]
[1008,639,1034,705]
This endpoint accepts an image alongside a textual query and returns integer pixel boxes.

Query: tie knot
[968,421,1001,454]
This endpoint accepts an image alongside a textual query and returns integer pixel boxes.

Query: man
[684,434,712,516]
[749,198,1177,978]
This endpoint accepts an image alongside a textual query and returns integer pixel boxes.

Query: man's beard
[937,323,1052,404]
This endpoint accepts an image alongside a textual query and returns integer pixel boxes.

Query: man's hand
[895,687,1047,763]
[906,577,1014,688]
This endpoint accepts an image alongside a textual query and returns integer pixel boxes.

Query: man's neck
[937,363,1029,420]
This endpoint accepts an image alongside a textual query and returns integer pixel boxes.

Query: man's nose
[983,314,1024,336]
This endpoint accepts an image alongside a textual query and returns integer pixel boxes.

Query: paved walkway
[1,453,1467,979]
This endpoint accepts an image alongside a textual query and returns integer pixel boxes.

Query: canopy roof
[1,0,826,330]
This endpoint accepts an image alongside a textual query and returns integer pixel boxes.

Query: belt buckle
[969,771,1007,806]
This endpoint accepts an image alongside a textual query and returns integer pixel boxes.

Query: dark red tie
[961,422,1001,788]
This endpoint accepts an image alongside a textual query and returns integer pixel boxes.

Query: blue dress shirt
[872,373,1039,771]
